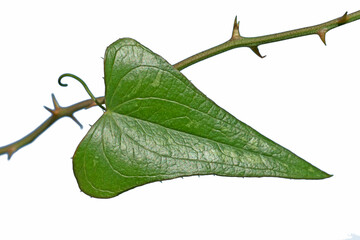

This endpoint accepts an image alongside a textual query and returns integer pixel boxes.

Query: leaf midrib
[108,112,285,175]
[106,110,293,172]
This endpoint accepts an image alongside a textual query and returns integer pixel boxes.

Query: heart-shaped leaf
[73,38,330,198]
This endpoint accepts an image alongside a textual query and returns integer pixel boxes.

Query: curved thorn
[338,11,348,25]
[250,46,266,58]
[58,73,106,111]
[318,29,327,45]
[7,146,16,160]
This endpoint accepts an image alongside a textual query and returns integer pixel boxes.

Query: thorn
[51,94,61,110]
[249,46,266,58]
[44,106,55,115]
[231,16,242,40]
[45,94,62,116]
[7,147,16,160]
[338,11,348,25]
[318,29,327,45]
[70,115,83,129]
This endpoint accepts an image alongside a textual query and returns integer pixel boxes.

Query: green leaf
[73,38,331,198]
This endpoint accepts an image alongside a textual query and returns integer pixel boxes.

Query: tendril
[58,73,106,111]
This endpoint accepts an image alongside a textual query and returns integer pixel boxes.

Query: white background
[0,1,359,239]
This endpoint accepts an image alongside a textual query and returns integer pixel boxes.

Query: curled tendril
[58,73,106,111]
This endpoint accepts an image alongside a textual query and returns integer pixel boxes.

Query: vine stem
[174,10,360,70]
[1,10,360,159]
[0,96,104,159]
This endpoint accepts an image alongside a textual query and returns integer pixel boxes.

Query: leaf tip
[307,167,333,180]
[323,172,333,179]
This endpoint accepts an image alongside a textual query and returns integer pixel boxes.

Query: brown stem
[0,95,104,159]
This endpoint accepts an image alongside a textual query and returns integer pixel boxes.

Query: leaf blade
[73,38,330,198]
[74,111,330,198]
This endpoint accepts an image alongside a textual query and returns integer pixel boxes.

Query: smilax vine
[1,11,360,198]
